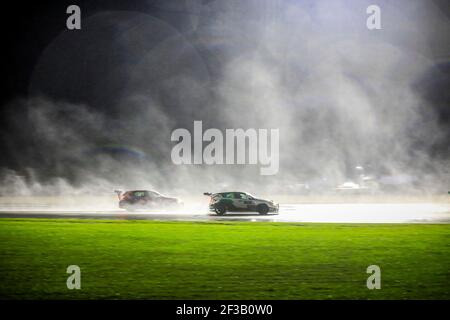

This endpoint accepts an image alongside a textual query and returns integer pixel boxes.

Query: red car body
[115,190,182,211]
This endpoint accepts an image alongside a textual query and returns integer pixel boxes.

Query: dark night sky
[2,0,449,102]
[1,1,198,104]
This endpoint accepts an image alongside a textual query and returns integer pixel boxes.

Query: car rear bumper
[119,200,128,209]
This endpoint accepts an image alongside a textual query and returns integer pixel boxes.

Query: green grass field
[0,218,449,299]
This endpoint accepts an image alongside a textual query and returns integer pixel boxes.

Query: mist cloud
[1,0,449,196]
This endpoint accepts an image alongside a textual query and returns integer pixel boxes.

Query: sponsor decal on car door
[233,193,255,210]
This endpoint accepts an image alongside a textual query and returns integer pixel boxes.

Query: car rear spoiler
[114,190,123,200]
[203,192,212,196]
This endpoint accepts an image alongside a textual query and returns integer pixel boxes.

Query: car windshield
[148,191,160,197]
[222,193,234,199]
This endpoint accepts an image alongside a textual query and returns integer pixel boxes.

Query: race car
[204,191,279,215]
[115,190,182,211]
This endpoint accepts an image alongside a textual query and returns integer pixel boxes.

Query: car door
[233,193,254,210]
[134,191,147,205]
[146,191,158,205]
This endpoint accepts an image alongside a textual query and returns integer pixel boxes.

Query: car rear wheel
[120,201,134,212]
[257,204,269,215]
[215,204,227,215]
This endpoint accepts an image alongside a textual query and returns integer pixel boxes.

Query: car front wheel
[257,204,269,215]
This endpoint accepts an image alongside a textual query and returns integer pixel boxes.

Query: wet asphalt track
[0,203,449,223]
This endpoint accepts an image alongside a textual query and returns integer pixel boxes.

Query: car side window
[234,193,247,200]
[223,193,234,199]
[147,191,158,199]
[134,191,145,197]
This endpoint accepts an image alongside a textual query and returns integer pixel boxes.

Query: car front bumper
[269,204,279,213]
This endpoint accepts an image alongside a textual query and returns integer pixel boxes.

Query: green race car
[204,191,279,215]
